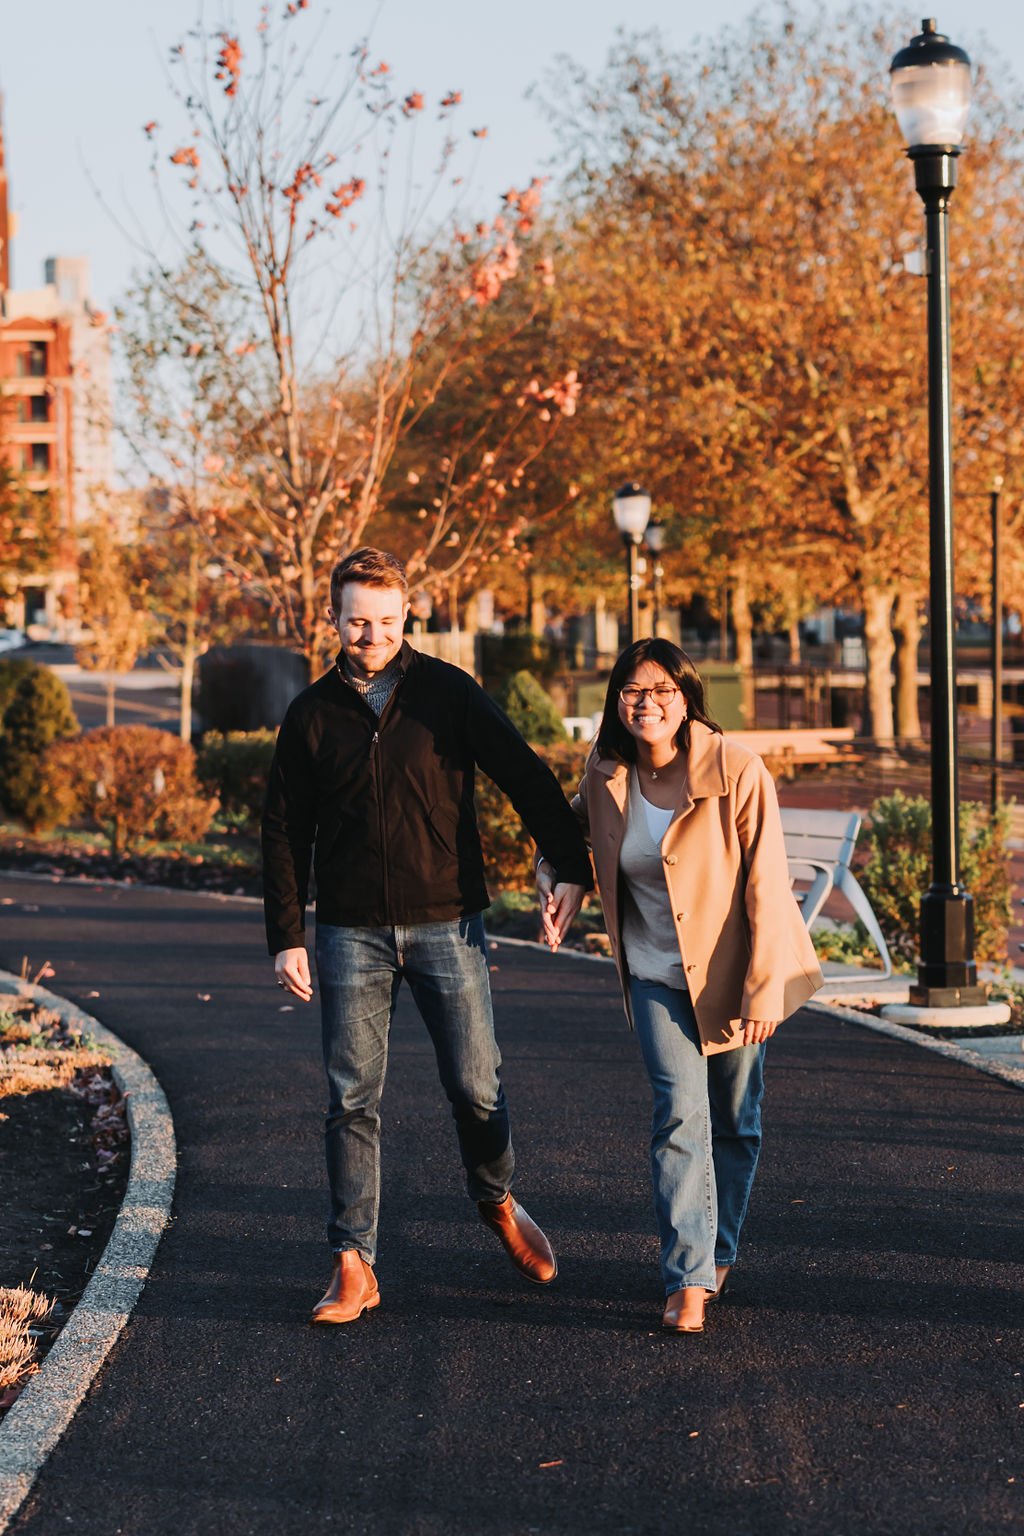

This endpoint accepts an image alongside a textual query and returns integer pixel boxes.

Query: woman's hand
[536,860,585,950]
[741,1018,779,1046]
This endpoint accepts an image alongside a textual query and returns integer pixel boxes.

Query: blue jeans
[315,916,513,1260]
[630,978,766,1295]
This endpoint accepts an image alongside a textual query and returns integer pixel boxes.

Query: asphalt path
[1,875,1022,1536]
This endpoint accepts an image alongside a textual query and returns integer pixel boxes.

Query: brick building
[0,104,114,637]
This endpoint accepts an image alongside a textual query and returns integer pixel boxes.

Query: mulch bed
[0,831,262,898]
[0,1018,130,1418]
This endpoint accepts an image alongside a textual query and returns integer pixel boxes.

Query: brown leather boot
[661,1287,706,1333]
[310,1250,380,1325]
[477,1192,557,1284]
[705,1264,731,1303]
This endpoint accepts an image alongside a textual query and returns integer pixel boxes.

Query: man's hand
[275,947,313,1002]
[741,1018,779,1046]
[536,860,586,951]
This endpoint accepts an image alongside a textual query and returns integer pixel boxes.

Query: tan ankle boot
[478,1193,557,1284]
[310,1250,380,1325]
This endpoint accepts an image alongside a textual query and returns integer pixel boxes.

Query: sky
[4,0,1024,313]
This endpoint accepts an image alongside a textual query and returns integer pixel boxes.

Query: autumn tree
[537,11,1024,738]
[76,509,148,726]
[0,466,60,615]
[118,258,256,738]
[123,7,575,676]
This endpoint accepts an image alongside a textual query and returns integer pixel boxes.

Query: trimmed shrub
[0,658,38,731]
[860,791,1012,965]
[0,667,79,830]
[476,740,589,892]
[41,726,217,854]
[196,730,277,821]
[493,671,567,746]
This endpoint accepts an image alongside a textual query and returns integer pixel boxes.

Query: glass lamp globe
[890,18,972,149]
[612,483,652,540]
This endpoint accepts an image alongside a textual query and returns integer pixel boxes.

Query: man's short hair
[330,547,409,611]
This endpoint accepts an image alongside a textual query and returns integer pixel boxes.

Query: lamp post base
[911,887,986,1006]
[907,983,989,1008]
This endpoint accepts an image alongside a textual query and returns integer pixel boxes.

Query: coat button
[686,963,697,973]
[677,911,689,921]
[664,854,677,866]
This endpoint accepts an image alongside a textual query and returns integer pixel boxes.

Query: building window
[30,395,49,423]
[26,442,50,472]
[16,342,48,379]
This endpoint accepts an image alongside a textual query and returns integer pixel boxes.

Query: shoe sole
[310,1292,381,1326]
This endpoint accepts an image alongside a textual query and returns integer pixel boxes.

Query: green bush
[476,740,589,892]
[0,658,38,731]
[860,791,1012,965]
[479,633,558,688]
[493,670,567,746]
[0,666,79,829]
[41,726,217,853]
[196,730,277,821]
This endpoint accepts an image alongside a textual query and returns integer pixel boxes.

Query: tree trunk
[528,572,546,637]
[731,568,756,726]
[861,585,895,743]
[179,648,196,744]
[788,617,801,667]
[892,588,923,742]
[180,545,199,742]
[105,678,116,728]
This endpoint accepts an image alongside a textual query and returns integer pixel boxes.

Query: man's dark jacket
[261,642,593,953]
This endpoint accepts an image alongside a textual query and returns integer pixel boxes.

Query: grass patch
[0,1284,55,1394]
[0,997,111,1100]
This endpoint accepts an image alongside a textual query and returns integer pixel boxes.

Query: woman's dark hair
[595,638,721,762]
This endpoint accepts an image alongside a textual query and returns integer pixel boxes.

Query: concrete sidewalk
[1,876,1022,1536]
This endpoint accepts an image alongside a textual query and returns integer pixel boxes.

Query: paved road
[2,876,1022,1536]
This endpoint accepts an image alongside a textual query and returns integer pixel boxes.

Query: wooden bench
[780,807,893,981]
[729,728,859,767]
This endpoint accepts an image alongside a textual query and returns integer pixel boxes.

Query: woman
[538,639,822,1333]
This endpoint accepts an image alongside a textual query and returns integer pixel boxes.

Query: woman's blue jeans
[315,916,513,1260]
[630,977,766,1296]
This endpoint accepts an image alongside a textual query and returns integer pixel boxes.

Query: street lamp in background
[644,516,666,637]
[890,18,985,1007]
[410,589,433,638]
[990,475,1004,812]
[612,482,652,645]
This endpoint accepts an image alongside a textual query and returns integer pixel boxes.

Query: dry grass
[0,1285,54,1391]
[0,998,111,1100]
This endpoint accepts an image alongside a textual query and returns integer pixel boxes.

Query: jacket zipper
[370,727,390,913]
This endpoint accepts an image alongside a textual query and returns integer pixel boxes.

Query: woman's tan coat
[574,721,823,1054]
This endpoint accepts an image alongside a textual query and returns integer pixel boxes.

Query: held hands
[741,1018,779,1046]
[536,860,586,951]
[275,946,313,1002]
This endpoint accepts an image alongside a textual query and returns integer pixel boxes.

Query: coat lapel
[662,723,730,853]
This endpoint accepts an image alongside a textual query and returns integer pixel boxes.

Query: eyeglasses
[619,685,680,704]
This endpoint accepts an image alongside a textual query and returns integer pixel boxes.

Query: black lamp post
[990,476,1004,812]
[644,516,666,637]
[891,18,985,1006]
[612,483,652,645]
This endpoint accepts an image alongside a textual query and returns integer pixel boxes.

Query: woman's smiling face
[617,659,686,750]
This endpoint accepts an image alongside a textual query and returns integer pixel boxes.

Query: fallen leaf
[538,1460,563,1469]
[197,993,212,1001]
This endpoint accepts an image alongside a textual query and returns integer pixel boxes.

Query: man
[262,547,592,1324]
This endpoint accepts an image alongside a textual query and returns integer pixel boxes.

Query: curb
[0,972,177,1532]
[805,997,1024,1092]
